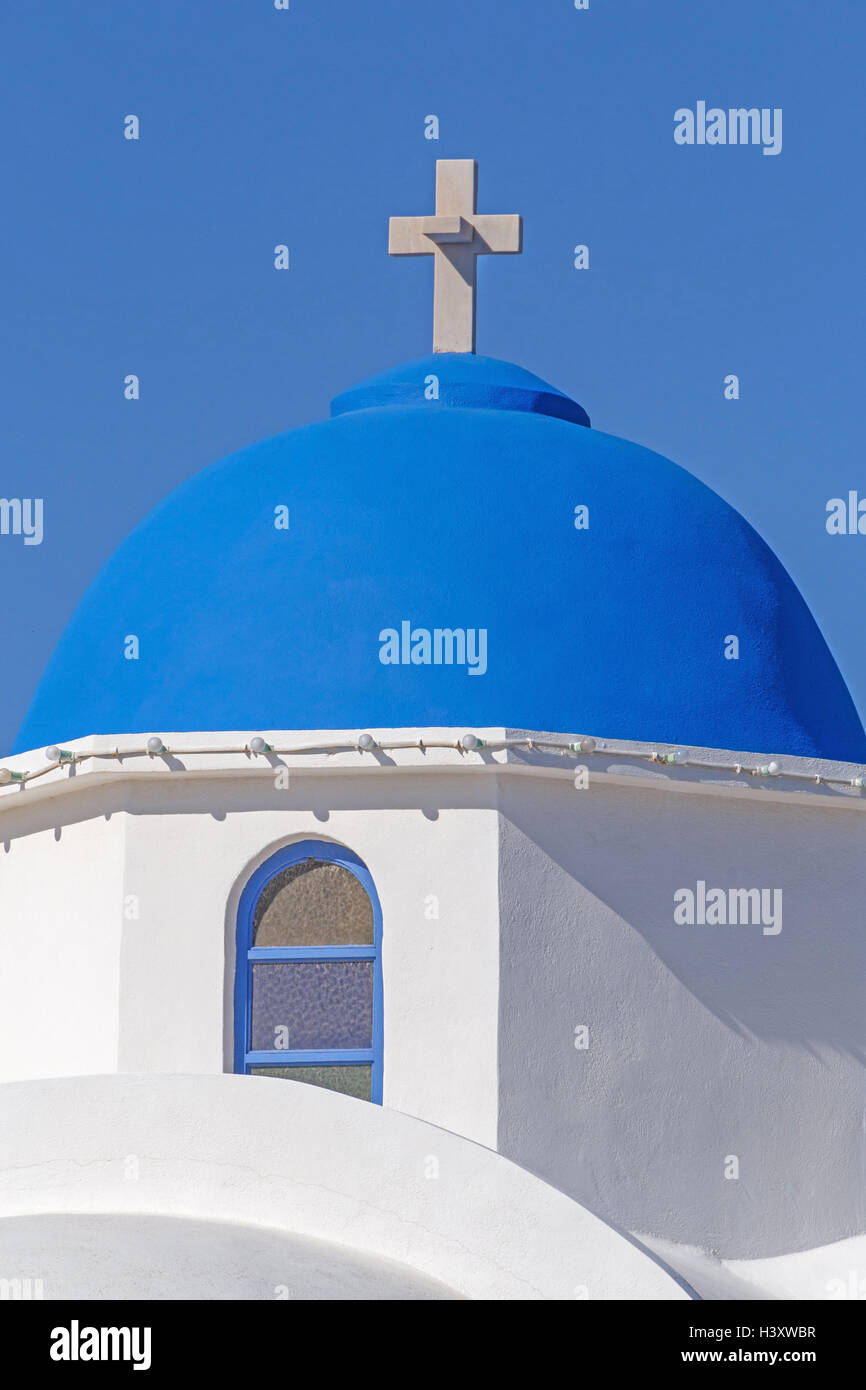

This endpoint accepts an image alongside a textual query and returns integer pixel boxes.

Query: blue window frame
[233,840,383,1103]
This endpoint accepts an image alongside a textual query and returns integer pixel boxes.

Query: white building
[1,162,864,1301]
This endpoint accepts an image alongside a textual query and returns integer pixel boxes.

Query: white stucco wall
[1,726,863,1266]
[0,1213,463,1301]
[119,772,500,1144]
[0,786,125,1081]
[0,730,502,1149]
[496,770,866,1260]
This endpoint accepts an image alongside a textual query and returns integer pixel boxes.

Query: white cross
[389,159,523,354]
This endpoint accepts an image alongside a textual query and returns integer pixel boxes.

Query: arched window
[234,840,383,1103]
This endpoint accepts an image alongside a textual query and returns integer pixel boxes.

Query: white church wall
[118,771,500,1145]
[0,744,502,1149]
[3,727,863,1267]
[0,786,126,1083]
[496,773,866,1260]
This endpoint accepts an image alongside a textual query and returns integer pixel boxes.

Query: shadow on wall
[496,777,866,1261]
[0,773,495,846]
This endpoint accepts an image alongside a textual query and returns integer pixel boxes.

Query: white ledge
[0,727,863,815]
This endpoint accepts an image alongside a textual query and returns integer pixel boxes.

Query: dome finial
[389,159,523,354]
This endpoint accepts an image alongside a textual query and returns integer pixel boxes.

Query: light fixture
[249,736,273,755]
[146,736,165,755]
[766,761,781,777]
[0,768,24,785]
[853,776,864,789]
[460,733,483,751]
[45,746,73,763]
[357,733,377,750]
[570,738,596,754]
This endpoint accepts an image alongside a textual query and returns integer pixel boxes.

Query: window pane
[250,1065,372,1101]
[250,960,373,1050]
[253,859,374,947]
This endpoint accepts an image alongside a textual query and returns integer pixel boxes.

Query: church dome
[14,351,866,762]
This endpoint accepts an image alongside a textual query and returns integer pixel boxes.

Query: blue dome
[14,354,866,761]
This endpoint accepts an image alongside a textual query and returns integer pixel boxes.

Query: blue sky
[1,0,863,752]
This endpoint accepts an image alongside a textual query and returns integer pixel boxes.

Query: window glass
[250,960,373,1050]
[250,1065,372,1101]
[253,859,374,947]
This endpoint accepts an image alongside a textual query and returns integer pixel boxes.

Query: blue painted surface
[331,354,591,427]
[234,839,384,1104]
[14,355,866,762]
